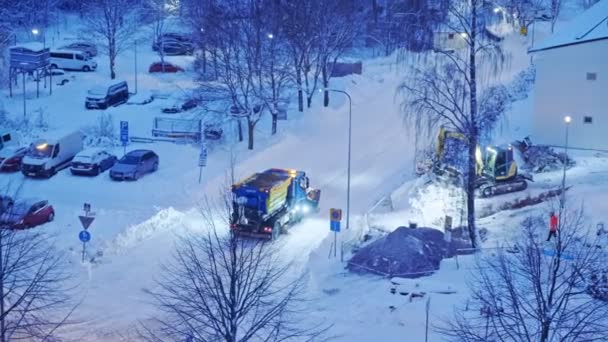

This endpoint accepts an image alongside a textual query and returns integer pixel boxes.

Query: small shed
[9,43,50,71]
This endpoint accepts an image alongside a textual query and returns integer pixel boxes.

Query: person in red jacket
[547,212,558,241]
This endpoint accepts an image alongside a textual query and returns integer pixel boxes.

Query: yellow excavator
[431,127,532,197]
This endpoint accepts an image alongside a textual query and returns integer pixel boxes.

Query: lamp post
[31,28,45,48]
[324,88,352,230]
[561,115,572,208]
[134,39,138,95]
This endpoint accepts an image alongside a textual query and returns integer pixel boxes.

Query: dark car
[152,33,193,51]
[109,150,159,181]
[149,62,184,73]
[59,42,98,57]
[162,99,199,114]
[0,146,28,172]
[0,199,55,229]
[70,148,117,176]
[155,41,195,56]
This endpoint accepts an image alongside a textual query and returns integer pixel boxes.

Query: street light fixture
[560,115,572,208]
[321,88,352,230]
[267,33,274,39]
[31,28,39,36]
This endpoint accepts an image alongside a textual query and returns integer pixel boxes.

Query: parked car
[110,150,159,181]
[0,199,54,229]
[0,146,28,172]
[58,42,97,57]
[0,195,14,214]
[49,50,97,71]
[21,131,84,178]
[162,98,199,114]
[149,61,184,73]
[85,81,129,109]
[156,41,195,56]
[152,33,193,51]
[70,148,117,176]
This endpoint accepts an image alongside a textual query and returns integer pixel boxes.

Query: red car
[149,62,184,73]
[0,146,28,172]
[0,199,55,229]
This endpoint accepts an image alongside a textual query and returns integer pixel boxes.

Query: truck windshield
[27,144,53,158]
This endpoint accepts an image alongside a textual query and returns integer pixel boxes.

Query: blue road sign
[330,220,340,232]
[330,208,342,221]
[543,248,573,260]
[120,121,129,145]
[79,230,91,243]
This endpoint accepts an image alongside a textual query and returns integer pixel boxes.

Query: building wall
[533,39,608,150]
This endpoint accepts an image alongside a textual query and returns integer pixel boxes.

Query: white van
[49,50,97,72]
[21,131,84,178]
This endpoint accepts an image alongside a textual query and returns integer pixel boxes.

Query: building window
[584,116,593,124]
[586,72,597,81]
[448,33,454,39]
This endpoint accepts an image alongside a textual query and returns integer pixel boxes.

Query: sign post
[79,230,91,263]
[198,144,207,184]
[120,121,129,156]
[330,208,342,258]
[78,203,95,263]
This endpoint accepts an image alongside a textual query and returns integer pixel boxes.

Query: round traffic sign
[331,210,340,220]
[79,230,91,243]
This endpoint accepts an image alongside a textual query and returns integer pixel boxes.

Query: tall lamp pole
[561,115,571,209]
[325,88,352,230]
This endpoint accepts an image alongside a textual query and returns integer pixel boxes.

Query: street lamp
[31,28,45,48]
[322,88,352,230]
[267,33,274,39]
[560,115,572,208]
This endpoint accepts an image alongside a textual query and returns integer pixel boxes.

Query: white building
[529,0,608,151]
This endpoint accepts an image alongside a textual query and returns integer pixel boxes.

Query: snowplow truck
[230,168,321,240]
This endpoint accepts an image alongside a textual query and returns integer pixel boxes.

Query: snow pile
[519,144,575,173]
[507,66,535,102]
[408,181,465,227]
[347,227,471,278]
[105,207,205,255]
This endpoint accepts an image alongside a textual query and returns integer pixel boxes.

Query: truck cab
[231,168,320,240]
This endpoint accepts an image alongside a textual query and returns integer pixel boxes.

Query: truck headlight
[302,205,310,213]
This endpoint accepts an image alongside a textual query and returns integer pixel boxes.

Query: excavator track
[478,177,528,198]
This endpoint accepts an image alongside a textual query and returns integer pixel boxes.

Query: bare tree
[197,0,280,150]
[85,0,140,79]
[549,0,563,33]
[0,188,77,341]
[146,0,180,72]
[281,0,321,112]
[141,164,328,342]
[399,0,507,248]
[317,1,360,107]
[440,207,608,341]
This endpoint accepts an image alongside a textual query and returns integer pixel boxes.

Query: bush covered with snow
[347,227,472,278]
[83,112,119,147]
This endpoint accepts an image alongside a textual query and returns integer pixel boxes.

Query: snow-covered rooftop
[529,0,608,52]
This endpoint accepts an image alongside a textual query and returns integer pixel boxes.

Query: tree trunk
[307,95,312,108]
[0,231,5,342]
[237,119,243,142]
[271,113,277,135]
[110,55,116,79]
[322,65,329,107]
[247,120,254,150]
[296,71,304,112]
[467,1,479,249]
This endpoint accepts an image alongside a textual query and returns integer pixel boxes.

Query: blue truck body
[231,168,321,240]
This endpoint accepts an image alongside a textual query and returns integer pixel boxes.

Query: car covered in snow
[0,199,55,229]
[149,61,184,73]
[70,148,117,176]
[0,146,28,172]
[58,41,98,57]
[109,149,159,181]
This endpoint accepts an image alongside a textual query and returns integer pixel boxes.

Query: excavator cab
[482,145,517,181]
